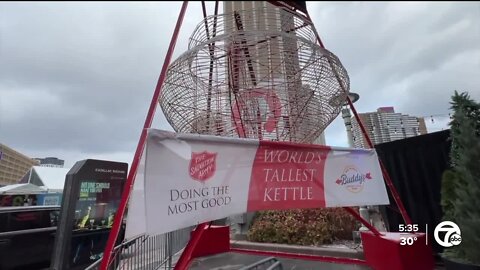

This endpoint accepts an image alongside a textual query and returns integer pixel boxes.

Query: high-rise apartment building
[0,143,39,185]
[351,107,428,148]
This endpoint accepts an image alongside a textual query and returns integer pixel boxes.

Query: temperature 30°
[400,236,418,246]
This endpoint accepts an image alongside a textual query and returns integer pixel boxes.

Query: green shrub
[247,208,359,246]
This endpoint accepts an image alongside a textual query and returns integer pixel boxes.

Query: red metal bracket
[99,2,189,270]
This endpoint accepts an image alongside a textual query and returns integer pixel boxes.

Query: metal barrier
[266,261,283,270]
[239,257,283,270]
[86,226,193,270]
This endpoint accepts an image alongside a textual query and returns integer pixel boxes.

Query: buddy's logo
[189,151,217,181]
[335,166,372,193]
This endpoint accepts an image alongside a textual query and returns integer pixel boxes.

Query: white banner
[126,129,389,238]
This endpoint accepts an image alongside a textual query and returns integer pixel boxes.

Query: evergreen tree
[440,170,457,221]
[449,91,480,166]
[443,91,480,264]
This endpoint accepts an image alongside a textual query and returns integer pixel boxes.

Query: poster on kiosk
[51,159,127,270]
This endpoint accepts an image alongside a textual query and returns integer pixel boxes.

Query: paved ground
[186,240,446,270]
[189,252,371,270]
[188,240,369,270]
[113,238,446,270]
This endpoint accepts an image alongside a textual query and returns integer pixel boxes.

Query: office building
[0,143,39,185]
[223,1,326,144]
[34,157,65,168]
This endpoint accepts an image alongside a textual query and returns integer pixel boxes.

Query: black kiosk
[51,159,127,270]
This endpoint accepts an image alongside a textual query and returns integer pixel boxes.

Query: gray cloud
[1,2,479,167]
[310,2,479,109]
[310,2,480,146]
[0,2,190,164]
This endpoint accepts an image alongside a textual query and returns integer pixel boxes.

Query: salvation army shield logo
[189,151,217,181]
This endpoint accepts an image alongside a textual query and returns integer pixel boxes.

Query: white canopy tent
[20,166,70,193]
[0,183,47,195]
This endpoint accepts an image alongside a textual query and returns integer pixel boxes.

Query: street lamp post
[342,92,387,234]
[341,93,371,232]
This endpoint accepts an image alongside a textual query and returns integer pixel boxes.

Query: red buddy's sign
[189,151,217,181]
[335,166,372,193]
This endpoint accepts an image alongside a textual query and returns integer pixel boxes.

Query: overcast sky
[1,2,479,168]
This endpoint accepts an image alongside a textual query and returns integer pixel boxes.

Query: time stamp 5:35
[398,224,422,246]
